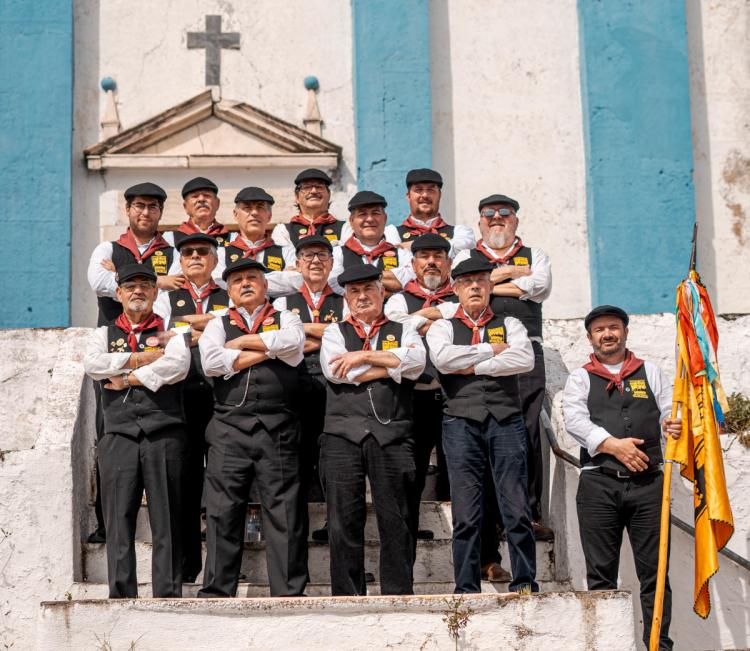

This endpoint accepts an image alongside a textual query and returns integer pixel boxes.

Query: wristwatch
[122,372,131,388]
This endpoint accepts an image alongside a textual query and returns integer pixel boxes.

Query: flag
[668,269,734,618]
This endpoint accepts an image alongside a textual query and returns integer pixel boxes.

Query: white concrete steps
[82,538,556,585]
[38,592,636,650]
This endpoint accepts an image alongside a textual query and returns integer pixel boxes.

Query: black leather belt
[589,465,662,480]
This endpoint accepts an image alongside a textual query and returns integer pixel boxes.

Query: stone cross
[187,15,240,86]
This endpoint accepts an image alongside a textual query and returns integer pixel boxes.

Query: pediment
[84,89,341,170]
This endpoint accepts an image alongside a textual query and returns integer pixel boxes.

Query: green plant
[443,595,474,650]
[724,392,750,447]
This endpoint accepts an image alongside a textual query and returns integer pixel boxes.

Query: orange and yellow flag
[668,270,733,618]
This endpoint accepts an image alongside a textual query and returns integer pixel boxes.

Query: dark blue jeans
[442,413,538,593]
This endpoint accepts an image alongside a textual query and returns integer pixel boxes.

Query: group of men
[83,166,677,648]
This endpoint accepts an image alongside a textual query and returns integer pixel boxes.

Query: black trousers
[296,371,326,503]
[92,381,106,534]
[321,433,416,596]
[198,418,308,598]
[518,341,546,522]
[98,427,186,598]
[576,470,672,650]
[180,377,214,581]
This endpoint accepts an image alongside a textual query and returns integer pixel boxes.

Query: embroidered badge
[514,257,529,266]
[487,326,505,344]
[176,299,186,307]
[403,232,411,239]
[146,336,160,347]
[230,254,239,262]
[266,255,283,271]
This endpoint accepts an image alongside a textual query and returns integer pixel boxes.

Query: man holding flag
[562,305,681,649]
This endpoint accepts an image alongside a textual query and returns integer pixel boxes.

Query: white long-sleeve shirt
[320,320,426,385]
[397,217,476,257]
[384,289,456,331]
[452,238,552,303]
[83,326,190,391]
[199,304,305,378]
[426,313,534,377]
[562,360,672,463]
[330,239,414,293]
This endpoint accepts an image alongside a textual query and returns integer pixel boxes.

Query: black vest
[401,288,458,385]
[341,243,400,272]
[324,320,414,446]
[100,324,185,437]
[211,312,299,432]
[285,290,345,377]
[439,314,521,423]
[224,242,286,271]
[171,229,230,248]
[581,366,663,472]
[168,285,230,377]
[396,222,455,243]
[468,247,543,338]
[96,241,176,326]
[283,219,345,247]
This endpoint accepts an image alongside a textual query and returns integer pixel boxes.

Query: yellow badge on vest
[262,324,280,332]
[383,256,398,270]
[513,257,529,266]
[381,333,399,350]
[628,378,648,399]
[150,252,168,275]
[486,326,505,344]
[266,255,283,271]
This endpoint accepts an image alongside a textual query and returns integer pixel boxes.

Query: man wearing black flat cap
[153,232,229,582]
[165,177,231,250]
[197,257,307,598]
[452,193,552,539]
[272,169,350,248]
[330,191,414,293]
[562,305,681,649]
[427,257,538,594]
[395,168,475,256]
[83,263,191,598]
[320,264,425,595]
[220,186,301,296]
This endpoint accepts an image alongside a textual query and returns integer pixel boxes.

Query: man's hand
[329,351,369,379]
[662,417,682,440]
[398,240,413,250]
[418,320,434,336]
[490,265,531,283]
[597,437,650,473]
[156,274,185,291]
[491,342,509,355]
[100,259,116,272]
[189,328,202,347]
[452,366,475,375]
[104,374,130,391]
[304,338,322,353]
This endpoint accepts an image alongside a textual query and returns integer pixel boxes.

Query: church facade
[2,0,748,327]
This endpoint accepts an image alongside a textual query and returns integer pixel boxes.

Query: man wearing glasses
[154,233,229,583]
[83,263,191,598]
[452,194,553,548]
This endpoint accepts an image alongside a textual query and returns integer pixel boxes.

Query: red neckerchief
[182,280,219,315]
[228,302,277,335]
[230,237,275,260]
[300,284,335,323]
[400,214,448,235]
[115,229,171,263]
[475,237,525,265]
[345,314,389,351]
[114,312,164,352]
[290,213,337,236]
[403,280,454,308]
[177,220,229,236]
[454,305,494,345]
[584,350,645,395]
[344,237,395,264]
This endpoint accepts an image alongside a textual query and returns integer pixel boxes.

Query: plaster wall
[430,0,590,319]
[71,0,356,326]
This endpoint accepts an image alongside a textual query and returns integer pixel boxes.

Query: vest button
[365,429,371,435]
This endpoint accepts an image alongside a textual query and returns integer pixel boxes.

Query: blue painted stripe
[352,0,432,224]
[577,0,695,313]
[0,0,72,327]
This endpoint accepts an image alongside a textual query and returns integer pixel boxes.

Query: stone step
[39,591,636,650]
[82,539,556,585]
[135,501,455,542]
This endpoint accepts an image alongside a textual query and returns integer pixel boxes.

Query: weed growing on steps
[443,595,474,650]
[724,392,750,448]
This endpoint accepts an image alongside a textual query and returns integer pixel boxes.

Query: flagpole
[650,224,696,650]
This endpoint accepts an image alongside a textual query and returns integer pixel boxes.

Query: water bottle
[245,507,263,542]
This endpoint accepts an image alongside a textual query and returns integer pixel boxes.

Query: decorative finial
[303,76,322,137]
[100,76,121,138]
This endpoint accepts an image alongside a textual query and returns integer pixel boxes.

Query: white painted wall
[430,0,590,319]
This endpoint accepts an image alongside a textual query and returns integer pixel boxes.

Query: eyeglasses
[299,251,332,262]
[130,202,162,214]
[120,280,156,292]
[480,207,514,219]
[298,183,327,193]
[181,246,212,257]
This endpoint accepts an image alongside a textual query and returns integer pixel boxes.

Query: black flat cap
[348,190,387,211]
[295,234,333,253]
[406,168,443,188]
[411,233,450,253]
[584,305,629,331]
[234,187,275,205]
[124,182,167,202]
[116,263,157,285]
[337,263,382,287]
[451,257,494,280]
[294,168,332,186]
[222,258,269,281]
[478,194,520,212]
[181,176,218,198]
[176,233,219,250]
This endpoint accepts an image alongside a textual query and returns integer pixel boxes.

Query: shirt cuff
[346,364,371,384]
[258,331,279,358]
[221,348,242,378]
[587,427,612,458]
[476,342,495,361]
[132,366,161,392]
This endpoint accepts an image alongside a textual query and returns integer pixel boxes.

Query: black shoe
[311,525,329,543]
[417,529,434,540]
[365,571,375,583]
[532,522,554,542]
[87,528,106,544]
